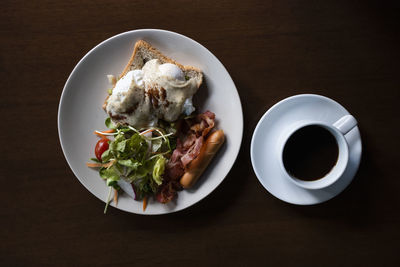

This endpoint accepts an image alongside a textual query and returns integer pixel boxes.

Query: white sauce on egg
[106,59,198,127]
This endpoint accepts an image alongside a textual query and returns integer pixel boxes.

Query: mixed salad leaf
[90,118,177,210]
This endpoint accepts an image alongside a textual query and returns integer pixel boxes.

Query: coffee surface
[283,125,338,181]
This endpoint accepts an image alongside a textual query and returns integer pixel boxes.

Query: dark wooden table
[2,0,400,266]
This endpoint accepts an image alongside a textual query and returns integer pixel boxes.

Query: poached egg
[106,59,198,127]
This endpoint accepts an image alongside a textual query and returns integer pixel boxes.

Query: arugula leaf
[128,134,148,161]
[118,127,131,133]
[132,175,157,199]
[107,179,118,187]
[90,157,101,163]
[148,177,158,193]
[105,117,117,129]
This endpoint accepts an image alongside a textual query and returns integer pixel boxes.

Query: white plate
[58,29,243,214]
[250,94,362,205]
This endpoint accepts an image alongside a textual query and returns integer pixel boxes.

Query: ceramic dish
[58,29,243,214]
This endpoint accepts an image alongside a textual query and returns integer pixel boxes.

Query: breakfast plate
[250,94,362,205]
[58,29,243,214]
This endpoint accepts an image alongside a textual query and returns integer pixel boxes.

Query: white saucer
[250,94,362,205]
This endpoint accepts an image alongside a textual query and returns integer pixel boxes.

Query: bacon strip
[180,135,204,167]
[156,111,216,203]
[156,181,181,204]
[190,111,215,137]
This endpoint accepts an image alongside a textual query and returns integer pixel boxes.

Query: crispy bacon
[165,160,184,181]
[156,180,181,204]
[180,135,204,167]
[190,111,215,137]
[156,111,216,203]
[165,138,185,180]
[172,110,215,170]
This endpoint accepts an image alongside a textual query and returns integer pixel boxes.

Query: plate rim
[58,29,243,215]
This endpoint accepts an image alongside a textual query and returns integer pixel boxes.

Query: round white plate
[58,29,243,214]
[250,94,362,205]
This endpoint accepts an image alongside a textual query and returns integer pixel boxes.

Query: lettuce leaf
[118,159,140,169]
[101,148,112,162]
[152,155,166,185]
[127,134,148,161]
[116,139,127,152]
[151,138,163,153]
[99,166,119,181]
[110,134,125,153]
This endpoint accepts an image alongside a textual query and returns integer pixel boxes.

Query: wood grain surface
[1,0,400,266]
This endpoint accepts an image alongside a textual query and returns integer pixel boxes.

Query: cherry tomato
[95,138,109,161]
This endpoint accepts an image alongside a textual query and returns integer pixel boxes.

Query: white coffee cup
[278,115,357,190]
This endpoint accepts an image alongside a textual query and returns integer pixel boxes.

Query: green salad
[88,118,176,213]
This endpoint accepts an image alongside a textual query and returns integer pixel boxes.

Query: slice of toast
[103,40,203,109]
[120,40,203,86]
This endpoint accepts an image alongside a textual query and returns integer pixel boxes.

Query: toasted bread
[103,40,203,110]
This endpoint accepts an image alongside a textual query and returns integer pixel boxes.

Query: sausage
[180,130,225,188]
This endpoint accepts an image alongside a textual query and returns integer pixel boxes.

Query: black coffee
[282,125,338,181]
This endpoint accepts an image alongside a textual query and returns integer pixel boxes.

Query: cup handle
[333,115,357,135]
